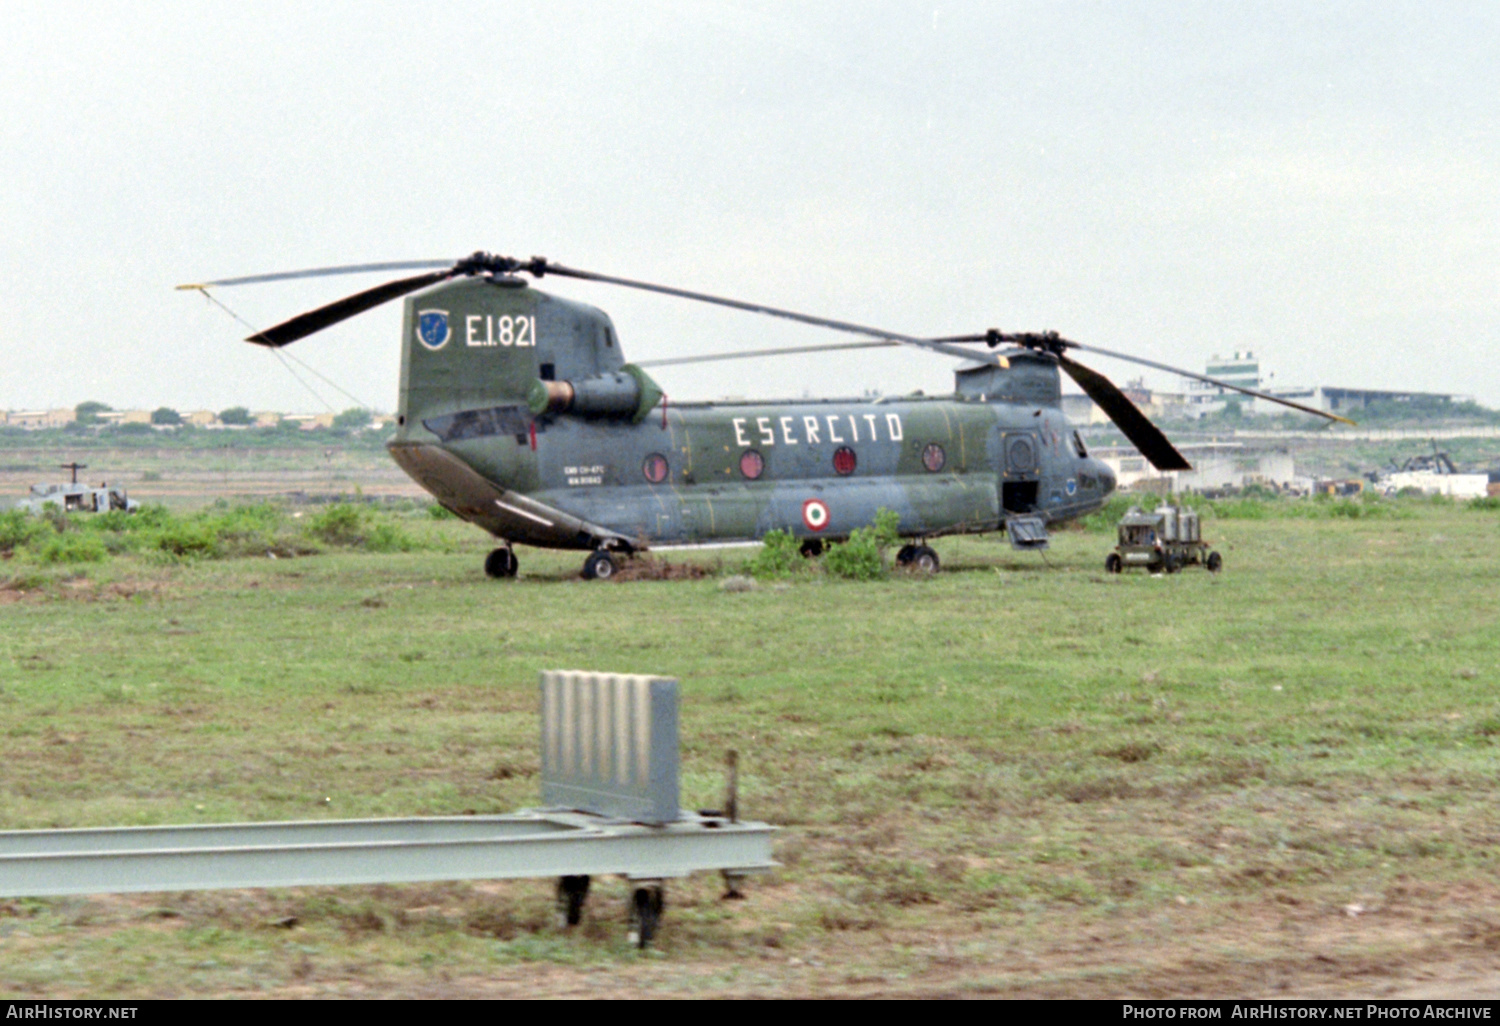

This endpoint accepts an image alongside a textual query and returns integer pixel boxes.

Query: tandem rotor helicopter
[180,253,1349,580]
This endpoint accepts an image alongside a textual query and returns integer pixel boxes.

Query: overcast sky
[2,1,1496,414]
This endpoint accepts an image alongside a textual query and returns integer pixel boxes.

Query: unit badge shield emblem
[416,310,451,351]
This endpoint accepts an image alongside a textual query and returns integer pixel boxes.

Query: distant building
[4,409,76,429]
[1183,350,1260,416]
[1263,385,1474,416]
[95,410,152,425]
[1095,444,1309,494]
[184,410,219,427]
[282,413,336,430]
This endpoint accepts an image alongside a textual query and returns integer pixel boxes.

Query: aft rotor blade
[244,269,455,347]
[177,260,455,290]
[1066,341,1355,426]
[1057,354,1193,472]
[534,262,1003,366]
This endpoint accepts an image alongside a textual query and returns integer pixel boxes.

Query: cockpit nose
[1098,465,1117,496]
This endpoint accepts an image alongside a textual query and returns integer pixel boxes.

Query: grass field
[0,501,1498,997]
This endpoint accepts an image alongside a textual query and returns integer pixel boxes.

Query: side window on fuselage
[1072,431,1088,458]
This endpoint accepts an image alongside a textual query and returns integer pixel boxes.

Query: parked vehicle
[1105,503,1221,574]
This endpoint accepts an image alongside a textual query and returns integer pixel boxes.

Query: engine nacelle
[528,364,664,424]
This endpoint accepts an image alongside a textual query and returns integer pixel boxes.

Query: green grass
[0,504,1498,996]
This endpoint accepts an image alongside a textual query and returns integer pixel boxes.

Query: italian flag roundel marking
[802,499,831,532]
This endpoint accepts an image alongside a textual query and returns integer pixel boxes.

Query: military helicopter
[181,253,1349,579]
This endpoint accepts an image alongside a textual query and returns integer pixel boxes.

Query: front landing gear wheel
[582,550,617,580]
[628,885,664,949]
[484,547,518,578]
[556,875,590,928]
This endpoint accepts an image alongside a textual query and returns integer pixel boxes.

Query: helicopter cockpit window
[422,405,530,444]
[1072,431,1088,458]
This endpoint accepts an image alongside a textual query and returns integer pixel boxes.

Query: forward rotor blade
[1065,341,1355,426]
[637,339,903,368]
[1057,354,1192,472]
[177,260,455,290]
[533,262,1003,366]
[245,269,455,347]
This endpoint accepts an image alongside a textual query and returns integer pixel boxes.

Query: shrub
[306,503,368,545]
[1083,494,1137,532]
[823,508,901,581]
[0,510,52,553]
[746,529,804,580]
[35,533,107,564]
[155,520,219,558]
[365,522,415,553]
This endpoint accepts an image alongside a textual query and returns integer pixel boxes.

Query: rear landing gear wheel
[1105,553,1123,574]
[484,547,518,578]
[895,544,917,565]
[582,550,617,581]
[629,885,664,949]
[799,539,825,558]
[910,545,940,574]
[556,875,590,928]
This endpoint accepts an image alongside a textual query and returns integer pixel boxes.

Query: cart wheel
[1105,553,1123,574]
[629,885,664,949]
[1206,551,1223,573]
[556,875,590,927]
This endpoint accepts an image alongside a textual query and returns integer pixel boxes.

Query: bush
[306,503,368,545]
[1083,494,1137,532]
[746,529,804,580]
[823,508,901,581]
[0,510,52,553]
[155,520,219,558]
[35,533,107,564]
[365,522,415,553]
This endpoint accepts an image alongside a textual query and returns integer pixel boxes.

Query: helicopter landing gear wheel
[582,550,617,581]
[484,547,518,579]
[900,545,939,574]
[799,539,825,558]
[1105,553,1123,574]
[628,884,664,949]
[1206,551,1223,573]
[895,544,917,565]
[556,875,590,928]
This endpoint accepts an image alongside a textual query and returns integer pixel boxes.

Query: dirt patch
[611,555,720,582]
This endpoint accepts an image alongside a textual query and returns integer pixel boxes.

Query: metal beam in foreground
[0,670,773,947]
[0,810,773,899]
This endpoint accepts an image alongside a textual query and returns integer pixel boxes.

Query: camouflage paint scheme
[385,276,1118,552]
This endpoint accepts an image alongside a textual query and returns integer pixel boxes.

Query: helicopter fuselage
[382,276,1116,553]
